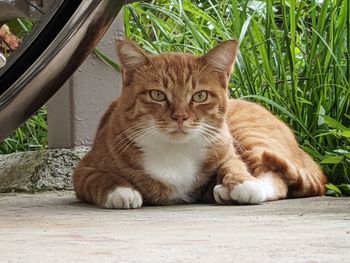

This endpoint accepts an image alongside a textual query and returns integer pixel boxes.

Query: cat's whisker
[202,122,248,155]
[135,126,159,148]
[198,126,232,154]
[109,129,146,155]
[198,131,220,159]
[101,122,154,163]
[113,122,151,141]
[199,124,231,143]
[114,130,144,154]
[117,126,158,155]
[201,122,236,141]
[201,122,239,145]
[112,131,146,158]
[200,122,228,134]
[132,126,159,145]
[109,122,150,149]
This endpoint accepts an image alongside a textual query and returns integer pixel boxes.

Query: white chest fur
[137,135,209,202]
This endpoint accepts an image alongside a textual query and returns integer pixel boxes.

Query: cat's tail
[261,150,327,197]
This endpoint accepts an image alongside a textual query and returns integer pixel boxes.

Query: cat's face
[116,39,238,144]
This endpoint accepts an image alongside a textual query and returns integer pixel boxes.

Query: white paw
[213,184,231,204]
[214,180,274,205]
[230,181,266,204]
[105,187,142,209]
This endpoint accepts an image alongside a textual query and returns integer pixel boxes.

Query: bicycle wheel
[0,0,128,141]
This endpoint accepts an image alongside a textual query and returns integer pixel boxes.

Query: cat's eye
[192,90,208,103]
[150,89,166,102]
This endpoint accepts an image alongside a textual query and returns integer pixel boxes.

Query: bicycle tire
[0,0,127,141]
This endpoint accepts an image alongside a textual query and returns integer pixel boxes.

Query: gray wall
[47,13,124,148]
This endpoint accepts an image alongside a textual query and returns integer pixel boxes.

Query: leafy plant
[0,107,48,154]
[326,183,350,197]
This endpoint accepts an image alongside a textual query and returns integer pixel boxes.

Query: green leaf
[321,156,343,164]
[323,116,348,131]
[93,48,120,72]
[325,189,340,197]
[6,18,33,38]
[325,184,342,196]
[340,131,350,138]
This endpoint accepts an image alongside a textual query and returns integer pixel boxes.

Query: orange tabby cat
[73,39,327,209]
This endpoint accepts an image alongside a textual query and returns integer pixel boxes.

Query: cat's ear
[202,40,239,77]
[116,38,149,72]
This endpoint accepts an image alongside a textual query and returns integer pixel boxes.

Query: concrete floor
[0,192,349,263]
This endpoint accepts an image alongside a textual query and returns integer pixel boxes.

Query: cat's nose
[171,112,189,127]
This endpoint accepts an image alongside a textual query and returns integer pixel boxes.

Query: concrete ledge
[0,147,89,192]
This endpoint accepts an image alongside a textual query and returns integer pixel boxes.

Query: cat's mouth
[155,124,199,143]
[166,130,191,143]
[169,131,187,136]
[168,126,189,135]
[155,126,198,144]
[165,127,192,142]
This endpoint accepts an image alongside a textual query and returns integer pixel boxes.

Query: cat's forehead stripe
[154,54,198,90]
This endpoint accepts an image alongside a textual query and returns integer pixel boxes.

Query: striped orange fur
[73,39,327,209]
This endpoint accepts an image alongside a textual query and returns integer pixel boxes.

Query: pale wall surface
[47,13,124,148]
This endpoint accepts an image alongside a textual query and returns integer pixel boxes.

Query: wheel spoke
[23,0,45,15]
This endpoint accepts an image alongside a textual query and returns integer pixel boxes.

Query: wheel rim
[0,0,127,141]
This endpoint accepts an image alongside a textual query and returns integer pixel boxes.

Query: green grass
[0,107,47,153]
[1,0,349,192]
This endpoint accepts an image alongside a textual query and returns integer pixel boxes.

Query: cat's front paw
[213,184,232,204]
[229,180,266,204]
[214,180,269,205]
[105,187,143,209]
